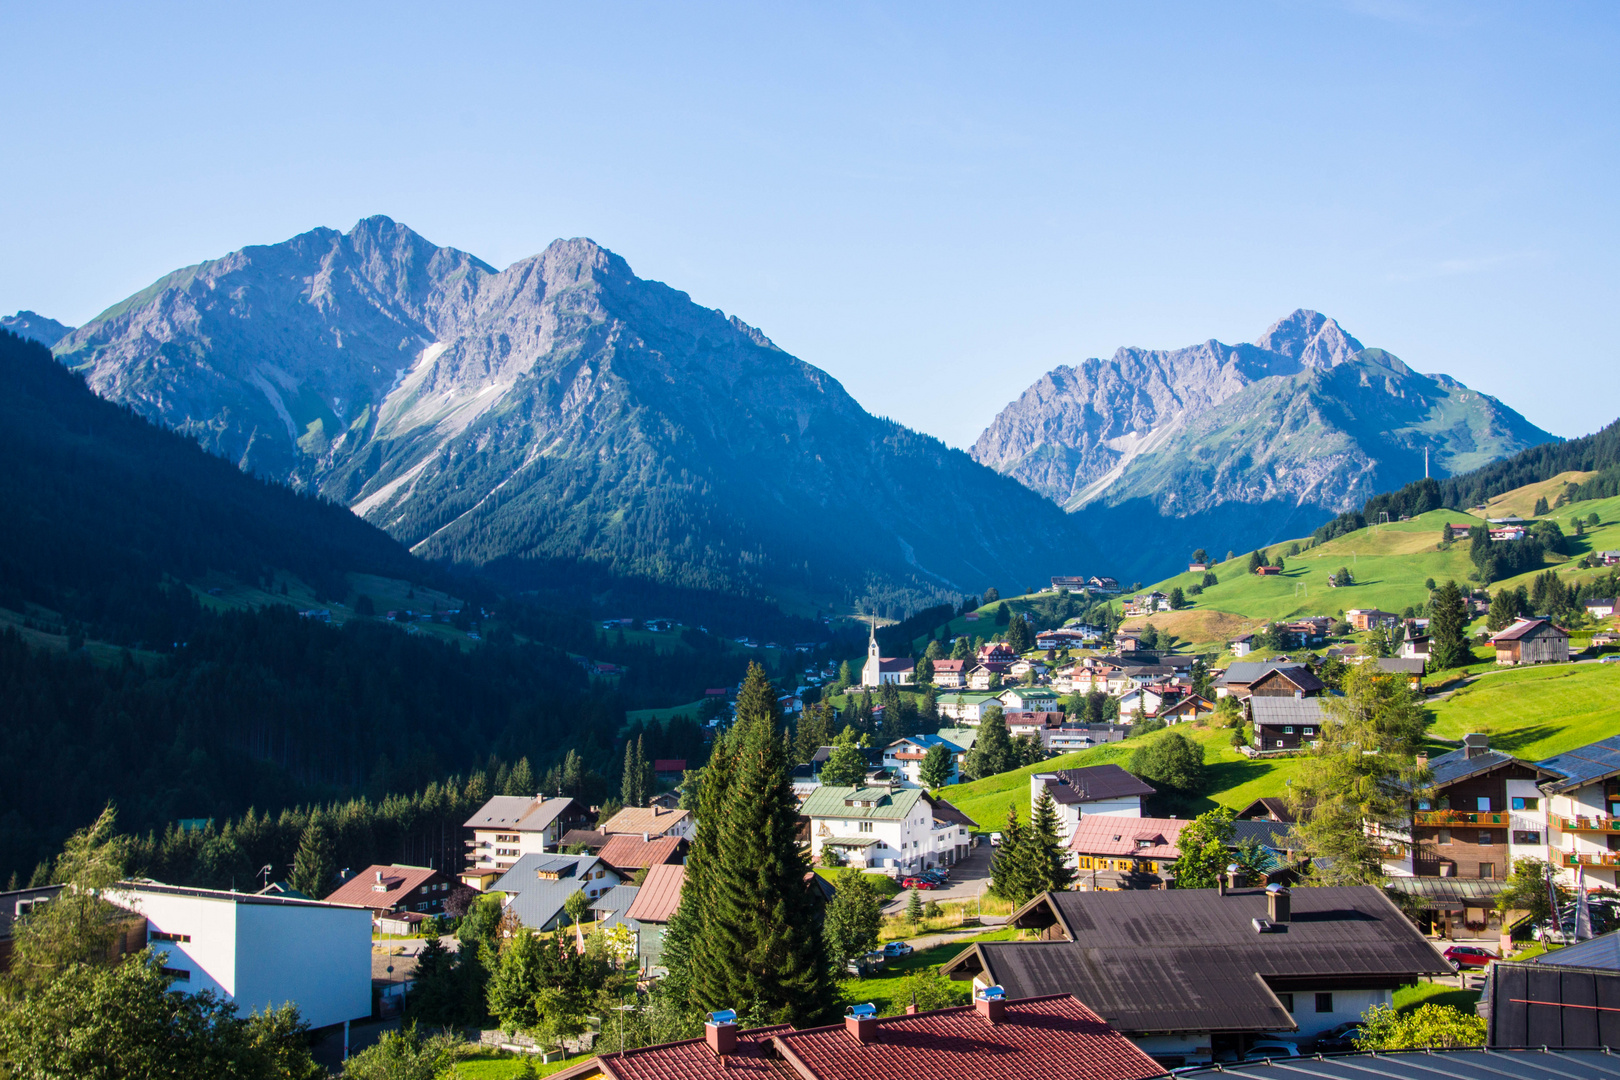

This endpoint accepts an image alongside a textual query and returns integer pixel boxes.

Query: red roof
[623,863,685,923]
[597,834,685,872]
[574,994,1162,1080]
[322,864,441,909]
[932,659,967,672]
[1068,816,1190,859]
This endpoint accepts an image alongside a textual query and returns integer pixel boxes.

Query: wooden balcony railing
[1557,816,1620,835]
[1559,851,1620,869]
[1413,810,1507,826]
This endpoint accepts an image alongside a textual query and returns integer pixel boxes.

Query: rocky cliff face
[56,218,1099,608]
[972,311,1551,578]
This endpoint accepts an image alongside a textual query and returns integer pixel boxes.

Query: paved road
[881,843,994,915]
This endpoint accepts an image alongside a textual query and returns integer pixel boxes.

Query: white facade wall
[119,888,371,1030]
[1031,775,1142,844]
[1547,782,1620,890]
[810,800,935,872]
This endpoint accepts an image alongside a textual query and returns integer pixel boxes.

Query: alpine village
[6,10,1620,1080]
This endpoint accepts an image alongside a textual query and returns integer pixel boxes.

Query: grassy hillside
[1481,470,1599,519]
[1427,663,1620,760]
[942,723,1308,831]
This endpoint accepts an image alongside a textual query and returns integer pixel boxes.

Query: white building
[462,795,585,887]
[881,733,967,787]
[1031,765,1152,845]
[803,784,950,872]
[860,618,914,687]
[1537,735,1620,891]
[111,881,371,1030]
[936,692,1002,724]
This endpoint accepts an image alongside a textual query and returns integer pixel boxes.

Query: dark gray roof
[490,853,607,930]
[1486,962,1620,1049]
[1038,765,1156,805]
[1427,745,1559,788]
[1231,820,1294,851]
[943,886,1449,1035]
[1217,662,1322,691]
[589,884,641,931]
[1171,1049,1620,1080]
[1375,657,1428,674]
[1539,735,1620,794]
[1248,697,1325,727]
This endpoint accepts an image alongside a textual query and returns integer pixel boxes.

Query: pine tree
[1023,789,1075,894]
[621,740,643,808]
[508,757,536,798]
[680,663,835,1026]
[919,743,953,789]
[989,806,1030,903]
[290,818,335,899]
[963,709,1013,780]
[906,887,924,925]
[1429,580,1471,668]
[561,750,583,796]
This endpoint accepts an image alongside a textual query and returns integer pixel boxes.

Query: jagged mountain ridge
[972,310,1552,579]
[54,217,1101,608]
[2,311,74,348]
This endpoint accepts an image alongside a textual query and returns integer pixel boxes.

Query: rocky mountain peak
[2,311,75,348]
[1253,309,1364,368]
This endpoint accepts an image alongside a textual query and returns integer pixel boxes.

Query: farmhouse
[802,784,938,873]
[930,658,967,688]
[1248,696,1324,753]
[1586,597,1617,618]
[1490,617,1570,666]
[1030,764,1153,845]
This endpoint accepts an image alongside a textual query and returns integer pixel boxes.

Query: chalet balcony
[1557,816,1620,835]
[1559,851,1620,869]
[1413,810,1507,827]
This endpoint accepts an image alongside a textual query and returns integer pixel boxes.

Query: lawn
[814,867,904,900]
[1425,662,1620,759]
[1392,982,1481,1014]
[455,1050,594,1078]
[838,929,1016,1015]
[944,724,1308,829]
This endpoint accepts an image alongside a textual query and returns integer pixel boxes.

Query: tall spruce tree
[289,818,335,899]
[988,806,1031,903]
[679,663,835,1027]
[1023,789,1075,895]
[1428,580,1471,669]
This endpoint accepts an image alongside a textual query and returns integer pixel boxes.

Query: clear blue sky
[3,2,1616,447]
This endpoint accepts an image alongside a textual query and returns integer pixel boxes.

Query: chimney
[1225,863,1242,892]
[905,992,919,1016]
[1416,752,1429,770]
[1463,733,1489,760]
[705,1010,738,1056]
[375,870,383,883]
[1266,883,1291,924]
[975,985,1007,1024]
[643,832,649,843]
[845,1003,878,1042]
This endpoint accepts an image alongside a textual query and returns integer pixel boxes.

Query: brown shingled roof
[322,864,441,910]
[597,834,685,873]
[600,805,691,837]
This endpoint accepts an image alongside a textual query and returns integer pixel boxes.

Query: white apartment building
[111,881,371,1029]
[881,734,966,787]
[1537,735,1620,891]
[1031,765,1151,845]
[462,795,584,887]
[803,784,939,872]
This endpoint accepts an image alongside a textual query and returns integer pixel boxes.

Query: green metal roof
[801,784,929,821]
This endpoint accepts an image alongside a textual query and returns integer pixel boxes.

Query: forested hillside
[0,329,759,882]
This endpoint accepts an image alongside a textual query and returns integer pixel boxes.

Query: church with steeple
[860,614,916,688]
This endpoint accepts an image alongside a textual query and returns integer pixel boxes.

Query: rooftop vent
[975,984,1007,1023]
[1252,917,1282,933]
[705,1009,738,1056]
[1463,733,1490,759]
[845,1002,879,1042]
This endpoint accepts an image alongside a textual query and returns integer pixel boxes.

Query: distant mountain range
[1,310,73,348]
[971,310,1552,579]
[42,217,1100,612]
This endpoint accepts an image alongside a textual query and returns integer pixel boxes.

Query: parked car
[1603,655,1620,663]
[1243,1041,1301,1061]
[882,941,913,958]
[1442,944,1496,969]
[862,950,887,968]
[902,877,939,890]
[845,958,872,977]
[989,832,1003,846]
[1311,1022,1364,1053]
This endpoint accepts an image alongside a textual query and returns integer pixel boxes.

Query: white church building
[861,617,915,688]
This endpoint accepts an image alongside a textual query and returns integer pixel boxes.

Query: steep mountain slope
[55,218,1099,609]
[972,310,1551,579]
[2,310,74,347]
[0,328,434,643]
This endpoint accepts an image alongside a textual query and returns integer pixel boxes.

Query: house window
[1514,831,1541,845]
[1438,828,1452,845]
[859,821,874,833]
[1277,993,1294,1012]
[1479,831,1493,845]
[1283,726,1294,734]
[1275,740,1285,748]
[150,931,192,943]
[1479,863,1495,879]
[1315,993,1333,1013]
[1303,728,1314,736]
[595,870,605,879]
[1512,797,1539,811]
[1417,799,1432,811]
[1477,797,1492,812]
[160,967,192,982]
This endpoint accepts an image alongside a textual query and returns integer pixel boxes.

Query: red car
[1442,945,1495,969]
[902,877,938,890]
